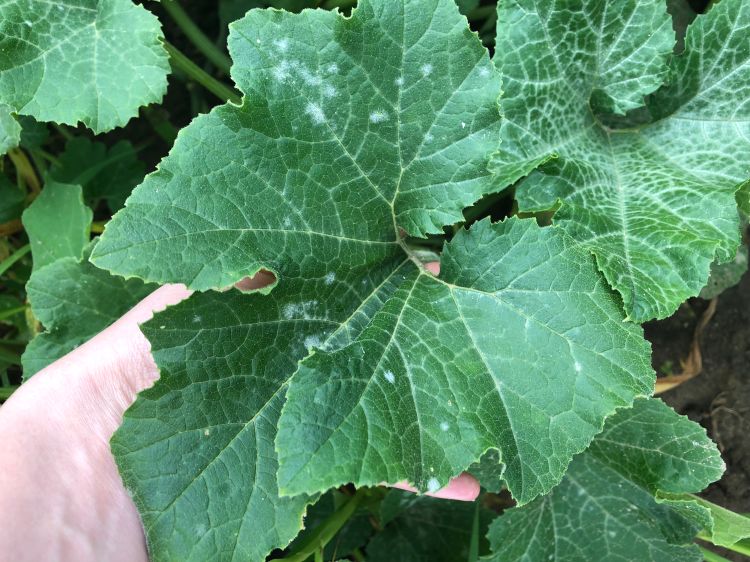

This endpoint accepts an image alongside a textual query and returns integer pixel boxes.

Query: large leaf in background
[0,176,24,223]
[22,182,92,271]
[0,103,20,155]
[367,489,492,562]
[486,398,725,562]
[22,242,155,378]
[51,137,145,212]
[492,0,749,322]
[0,0,170,133]
[277,219,652,502]
[92,0,653,557]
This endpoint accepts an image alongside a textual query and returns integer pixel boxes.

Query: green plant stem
[143,108,178,145]
[163,41,241,105]
[0,244,31,277]
[161,0,232,74]
[699,546,732,562]
[281,489,366,562]
[0,386,19,400]
[698,533,750,557]
[8,149,41,194]
[33,148,61,166]
[0,306,27,321]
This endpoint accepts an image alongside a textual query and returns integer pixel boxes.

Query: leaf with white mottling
[492,0,749,321]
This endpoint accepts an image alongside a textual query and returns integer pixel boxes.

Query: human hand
[0,266,478,561]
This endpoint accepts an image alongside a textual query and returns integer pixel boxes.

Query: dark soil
[645,270,750,558]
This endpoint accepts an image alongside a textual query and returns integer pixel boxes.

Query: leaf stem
[32,148,61,166]
[0,306,27,321]
[163,41,241,105]
[8,149,41,194]
[698,546,732,562]
[698,533,750,557]
[0,244,31,277]
[161,0,232,75]
[280,489,366,562]
[143,108,178,145]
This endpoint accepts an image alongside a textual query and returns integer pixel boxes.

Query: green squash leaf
[93,1,655,557]
[22,182,92,271]
[22,242,155,378]
[492,0,750,322]
[486,398,725,562]
[0,103,20,155]
[657,493,750,551]
[91,0,502,290]
[700,244,748,300]
[51,137,145,212]
[277,218,652,502]
[0,175,25,223]
[0,0,170,133]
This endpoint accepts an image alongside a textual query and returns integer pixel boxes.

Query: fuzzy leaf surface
[277,218,653,502]
[93,0,654,558]
[486,398,725,562]
[492,0,750,321]
[22,182,92,271]
[0,0,169,132]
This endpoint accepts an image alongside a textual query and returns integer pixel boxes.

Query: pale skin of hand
[0,264,479,562]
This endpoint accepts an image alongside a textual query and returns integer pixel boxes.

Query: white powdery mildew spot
[369,110,389,124]
[324,272,335,285]
[574,361,582,372]
[23,20,32,27]
[283,217,292,228]
[384,370,395,384]
[192,315,201,323]
[274,38,289,52]
[424,133,434,143]
[273,60,290,82]
[326,63,339,74]
[478,67,490,78]
[282,300,319,320]
[427,478,441,493]
[305,102,325,124]
[395,76,404,86]
[461,121,466,129]
[420,63,433,77]
[440,421,450,432]
[299,67,322,86]
[203,429,210,436]
[323,84,337,98]
[304,335,322,350]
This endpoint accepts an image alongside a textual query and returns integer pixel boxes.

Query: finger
[390,472,480,501]
[425,261,440,275]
